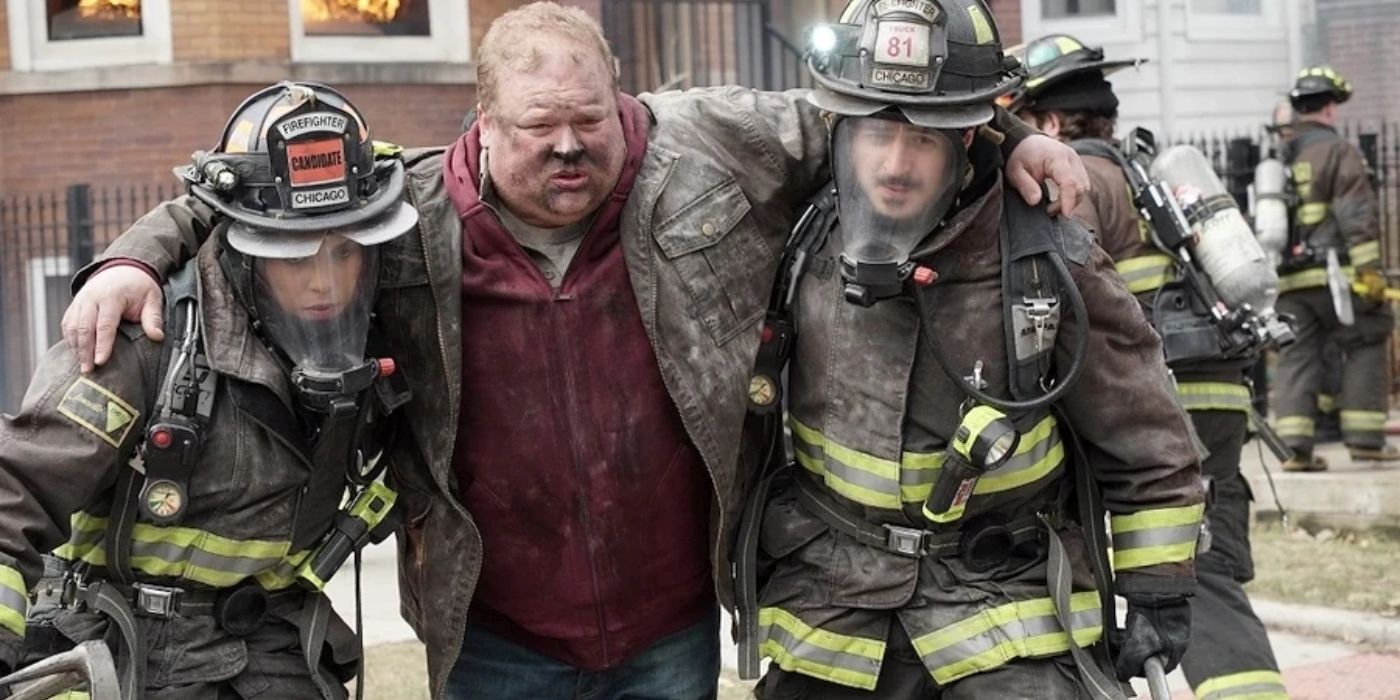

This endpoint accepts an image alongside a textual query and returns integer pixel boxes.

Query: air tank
[1150,145,1280,314]
[1251,158,1291,267]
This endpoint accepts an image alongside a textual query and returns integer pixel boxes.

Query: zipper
[545,290,613,665]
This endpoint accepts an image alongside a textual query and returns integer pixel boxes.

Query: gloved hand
[1114,593,1191,682]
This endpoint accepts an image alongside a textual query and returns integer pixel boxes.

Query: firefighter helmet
[805,0,1019,128]
[1290,65,1353,107]
[1000,34,1143,114]
[177,81,416,257]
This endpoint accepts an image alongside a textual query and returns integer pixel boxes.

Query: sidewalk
[1241,439,1400,531]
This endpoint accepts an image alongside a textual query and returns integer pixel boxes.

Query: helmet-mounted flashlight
[810,24,839,55]
[923,405,1019,524]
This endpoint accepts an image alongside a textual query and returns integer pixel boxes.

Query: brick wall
[173,0,291,62]
[988,0,1021,47]
[0,82,476,197]
[0,2,9,70]
[1317,7,1400,125]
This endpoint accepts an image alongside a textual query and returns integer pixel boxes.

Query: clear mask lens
[833,116,963,270]
[252,234,378,374]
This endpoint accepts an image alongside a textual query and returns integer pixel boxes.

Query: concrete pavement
[1241,438,1400,532]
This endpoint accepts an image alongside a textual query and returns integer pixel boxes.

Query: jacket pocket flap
[653,180,753,259]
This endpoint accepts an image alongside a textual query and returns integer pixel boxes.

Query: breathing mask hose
[913,251,1090,413]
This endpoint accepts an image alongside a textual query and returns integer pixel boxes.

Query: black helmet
[805,0,1019,128]
[1290,65,1353,107]
[1000,34,1143,114]
[177,81,416,256]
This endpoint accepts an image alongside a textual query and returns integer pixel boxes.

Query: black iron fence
[602,0,811,94]
[1173,123,1400,271]
[0,184,177,412]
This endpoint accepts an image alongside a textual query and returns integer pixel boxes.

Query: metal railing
[602,0,810,94]
[0,184,178,412]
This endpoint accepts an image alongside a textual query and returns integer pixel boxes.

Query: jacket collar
[195,239,296,410]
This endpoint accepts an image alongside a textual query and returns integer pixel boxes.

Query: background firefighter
[1270,65,1397,471]
[737,3,1204,697]
[1006,34,1290,700]
[0,81,415,699]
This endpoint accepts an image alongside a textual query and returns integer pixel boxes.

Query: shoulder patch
[1055,217,1095,266]
[57,377,140,448]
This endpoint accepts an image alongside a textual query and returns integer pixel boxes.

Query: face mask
[832,116,966,305]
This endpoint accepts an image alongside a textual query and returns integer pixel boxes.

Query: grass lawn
[1246,521,1400,615]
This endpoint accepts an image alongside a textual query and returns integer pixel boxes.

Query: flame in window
[302,0,407,24]
[77,0,141,19]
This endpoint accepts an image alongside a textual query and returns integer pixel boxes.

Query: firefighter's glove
[1114,593,1191,682]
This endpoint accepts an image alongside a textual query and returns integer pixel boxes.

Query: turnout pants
[1178,411,1288,700]
[756,619,1083,700]
[1274,287,1394,452]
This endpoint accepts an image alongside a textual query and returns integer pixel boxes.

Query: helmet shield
[249,234,378,374]
[834,116,964,267]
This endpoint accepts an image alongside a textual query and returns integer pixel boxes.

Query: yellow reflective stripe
[793,416,1064,507]
[974,415,1064,493]
[791,417,904,509]
[1115,254,1175,294]
[1296,202,1329,226]
[1317,393,1337,413]
[1195,669,1289,700]
[758,607,885,690]
[52,513,297,589]
[1176,382,1252,414]
[1111,504,1205,570]
[1349,241,1381,267]
[912,591,1103,685]
[1279,264,1355,294]
[1276,415,1315,438]
[1340,410,1387,433]
[966,4,994,44]
[256,550,313,590]
[0,564,26,638]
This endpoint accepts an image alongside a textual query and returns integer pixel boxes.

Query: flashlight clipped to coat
[922,404,1020,523]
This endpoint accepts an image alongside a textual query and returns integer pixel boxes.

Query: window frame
[287,0,471,64]
[1185,0,1283,43]
[27,255,71,364]
[5,0,173,71]
[1020,0,1143,45]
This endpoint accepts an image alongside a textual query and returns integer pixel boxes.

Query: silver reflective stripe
[1200,681,1288,700]
[920,607,1100,673]
[901,466,940,488]
[0,581,26,616]
[979,429,1063,489]
[130,540,283,576]
[1111,523,1200,551]
[760,622,883,677]
[794,431,902,496]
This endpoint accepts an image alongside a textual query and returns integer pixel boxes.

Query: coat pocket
[652,179,773,345]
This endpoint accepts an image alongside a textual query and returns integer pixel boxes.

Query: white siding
[1021,0,1304,138]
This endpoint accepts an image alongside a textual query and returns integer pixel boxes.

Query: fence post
[66,184,94,271]
[1225,137,1259,210]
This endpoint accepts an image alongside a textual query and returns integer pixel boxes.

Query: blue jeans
[443,610,720,700]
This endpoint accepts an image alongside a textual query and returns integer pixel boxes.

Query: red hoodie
[440,95,714,670]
